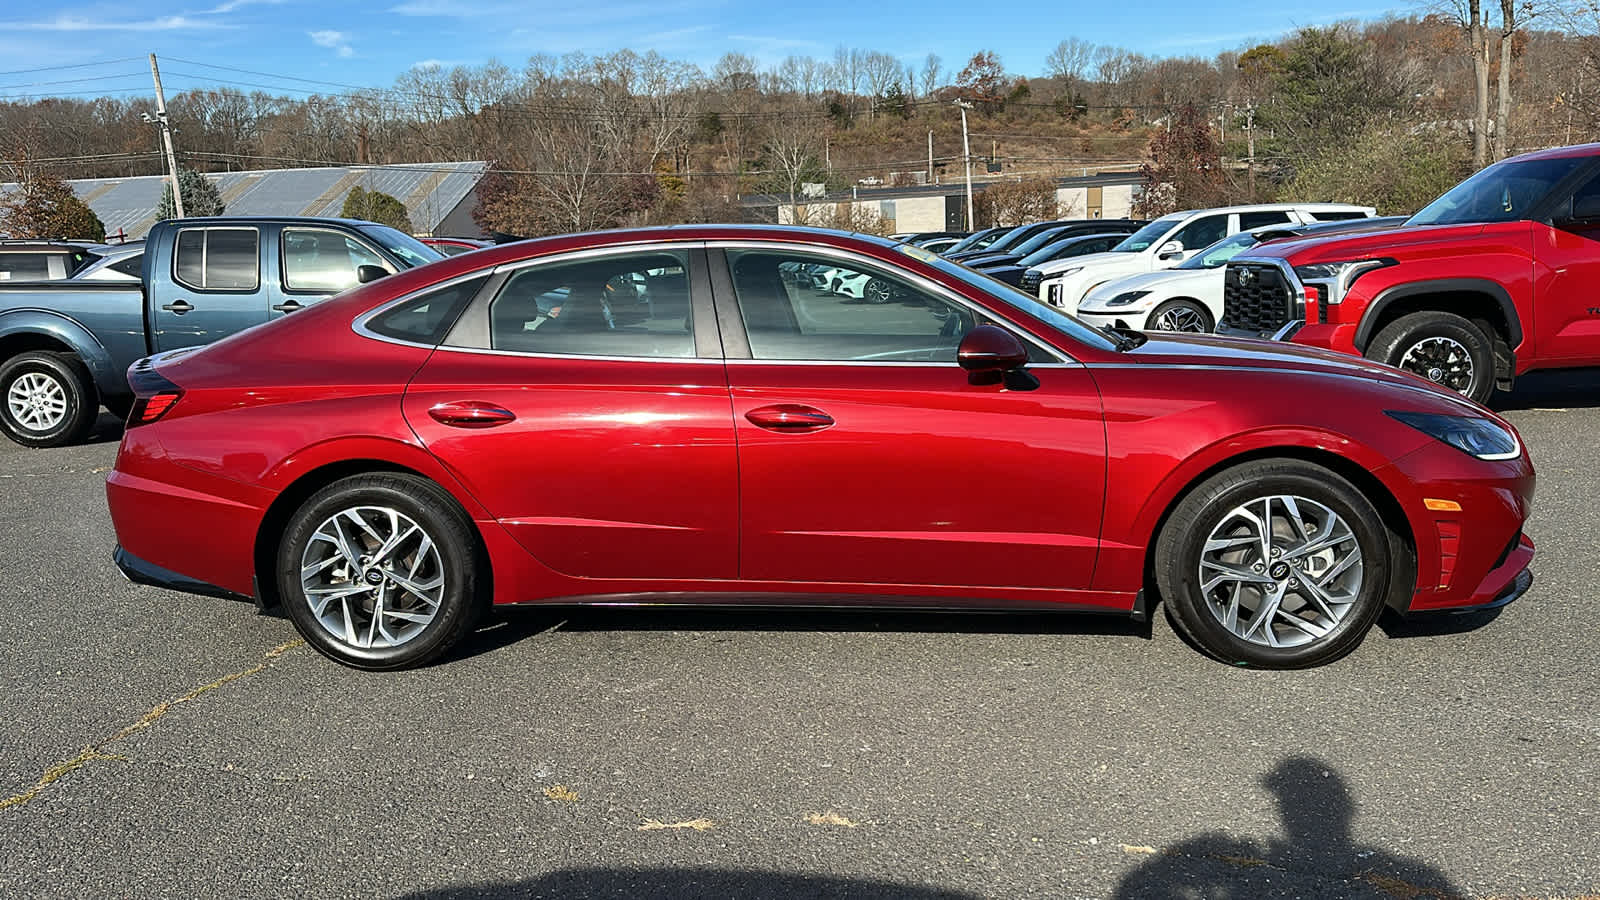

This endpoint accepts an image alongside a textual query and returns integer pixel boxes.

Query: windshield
[1176,231,1263,270]
[944,228,1002,254]
[898,244,1121,353]
[1003,227,1068,257]
[1111,214,1185,252]
[980,226,1033,253]
[1408,156,1588,226]
[1019,235,1101,267]
[358,225,443,268]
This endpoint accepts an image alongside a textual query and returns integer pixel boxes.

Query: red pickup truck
[1221,142,1600,403]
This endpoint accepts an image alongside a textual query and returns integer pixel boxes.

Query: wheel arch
[0,312,115,391]
[250,457,492,612]
[1355,280,1521,356]
[1140,445,1418,614]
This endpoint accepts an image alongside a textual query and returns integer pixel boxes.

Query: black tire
[1366,311,1495,404]
[1153,459,1394,669]
[1146,298,1214,333]
[0,351,98,448]
[277,473,484,670]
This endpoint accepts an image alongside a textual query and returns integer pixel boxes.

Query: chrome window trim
[708,239,1077,366]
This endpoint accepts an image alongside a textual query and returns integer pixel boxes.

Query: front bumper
[1077,309,1153,330]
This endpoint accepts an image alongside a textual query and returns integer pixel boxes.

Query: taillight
[129,391,182,425]
[125,356,184,427]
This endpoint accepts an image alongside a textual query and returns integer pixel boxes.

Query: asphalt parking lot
[1,373,1597,899]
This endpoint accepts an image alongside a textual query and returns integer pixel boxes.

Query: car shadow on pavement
[1111,755,1464,899]
[393,870,979,899]
[86,411,126,445]
[1490,367,1600,411]
[1374,605,1504,640]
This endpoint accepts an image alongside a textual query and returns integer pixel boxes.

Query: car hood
[1116,331,1486,409]
[1031,250,1135,276]
[1246,221,1501,264]
[1085,267,1216,298]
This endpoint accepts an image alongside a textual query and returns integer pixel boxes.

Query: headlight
[1292,259,1393,305]
[1106,290,1150,307]
[1387,410,1520,460]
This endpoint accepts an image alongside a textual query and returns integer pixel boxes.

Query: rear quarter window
[365,276,488,345]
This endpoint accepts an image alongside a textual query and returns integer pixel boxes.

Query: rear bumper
[114,545,256,604]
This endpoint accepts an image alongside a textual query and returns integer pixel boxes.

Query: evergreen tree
[156,168,226,220]
[341,186,414,232]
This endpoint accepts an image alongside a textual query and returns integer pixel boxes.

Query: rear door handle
[745,403,834,431]
[427,401,517,429]
[161,300,193,315]
[272,299,303,313]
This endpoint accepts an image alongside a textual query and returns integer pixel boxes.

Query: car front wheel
[1367,311,1495,404]
[1154,459,1395,669]
[277,473,484,670]
[1147,299,1214,333]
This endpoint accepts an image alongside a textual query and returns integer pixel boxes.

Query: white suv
[1029,203,1375,314]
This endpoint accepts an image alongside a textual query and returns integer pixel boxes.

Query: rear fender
[0,310,115,388]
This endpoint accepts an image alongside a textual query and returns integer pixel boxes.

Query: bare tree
[1443,0,1494,166]
[920,54,944,97]
[1045,37,1096,91]
[862,50,902,103]
[763,111,823,204]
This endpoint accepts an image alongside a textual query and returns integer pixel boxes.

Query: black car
[944,221,1081,263]
[964,219,1145,269]
[997,233,1140,290]
[938,226,1009,256]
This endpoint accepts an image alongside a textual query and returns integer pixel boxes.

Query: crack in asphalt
[0,639,304,811]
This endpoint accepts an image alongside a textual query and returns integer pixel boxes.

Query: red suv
[1222,142,1600,403]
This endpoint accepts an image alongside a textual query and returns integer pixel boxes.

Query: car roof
[1156,202,1373,218]
[1504,142,1600,162]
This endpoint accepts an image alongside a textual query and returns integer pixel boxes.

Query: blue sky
[0,0,1404,100]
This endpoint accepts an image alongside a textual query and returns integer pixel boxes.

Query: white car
[1031,203,1375,314]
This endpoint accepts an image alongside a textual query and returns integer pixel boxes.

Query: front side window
[282,228,389,293]
[728,250,1021,363]
[1169,214,1229,252]
[173,228,259,291]
[488,250,694,358]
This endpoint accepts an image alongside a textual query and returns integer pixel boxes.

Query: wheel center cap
[1427,367,1443,382]
[1269,561,1292,580]
[363,569,384,585]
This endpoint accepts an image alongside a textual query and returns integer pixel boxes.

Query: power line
[0,57,141,77]
[0,72,147,91]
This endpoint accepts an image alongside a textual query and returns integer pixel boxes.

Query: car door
[712,245,1107,594]
[274,225,394,318]
[403,245,739,582]
[1533,169,1600,364]
[152,225,266,351]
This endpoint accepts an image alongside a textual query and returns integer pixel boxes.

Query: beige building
[761,172,1143,232]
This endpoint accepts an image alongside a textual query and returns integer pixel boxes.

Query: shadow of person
[1113,756,1463,899]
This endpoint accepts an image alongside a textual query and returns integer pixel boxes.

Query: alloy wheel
[299,505,445,650]
[6,372,68,433]
[1151,304,1208,332]
[1197,495,1363,649]
[1398,336,1473,392]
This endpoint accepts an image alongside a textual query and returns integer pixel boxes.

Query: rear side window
[367,276,487,345]
[486,250,695,358]
[174,228,259,291]
[1306,210,1369,221]
[0,253,51,281]
[1239,211,1293,229]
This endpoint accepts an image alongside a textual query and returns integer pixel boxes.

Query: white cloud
[199,0,283,13]
[11,14,233,31]
[309,29,354,57]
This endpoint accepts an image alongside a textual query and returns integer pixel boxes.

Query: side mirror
[958,324,1029,379]
[1157,240,1187,261]
[357,264,391,284]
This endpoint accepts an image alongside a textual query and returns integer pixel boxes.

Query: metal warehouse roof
[1,162,486,240]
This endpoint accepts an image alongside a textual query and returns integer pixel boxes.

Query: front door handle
[161,300,194,315]
[427,401,516,429]
[272,299,303,313]
[745,403,834,432]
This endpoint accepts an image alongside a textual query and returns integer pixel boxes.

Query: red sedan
[105,226,1536,670]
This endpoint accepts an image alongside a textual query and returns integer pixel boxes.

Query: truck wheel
[1367,312,1495,404]
[1148,299,1214,333]
[0,352,98,448]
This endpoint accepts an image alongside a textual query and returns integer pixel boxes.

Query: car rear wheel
[277,473,483,670]
[0,351,98,448]
[1367,311,1494,404]
[1154,459,1394,669]
[1147,299,1214,333]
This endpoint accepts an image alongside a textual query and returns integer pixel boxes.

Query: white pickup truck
[1029,203,1375,314]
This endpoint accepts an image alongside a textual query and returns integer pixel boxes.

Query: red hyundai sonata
[105,226,1535,670]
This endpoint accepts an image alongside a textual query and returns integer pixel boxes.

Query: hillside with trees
[2,4,1593,235]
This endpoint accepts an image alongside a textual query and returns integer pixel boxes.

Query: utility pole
[927,130,933,183]
[1245,103,1256,197]
[149,53,184,219]
[956,99,974,230]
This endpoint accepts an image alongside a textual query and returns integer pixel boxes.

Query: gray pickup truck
[0,216,442,447]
